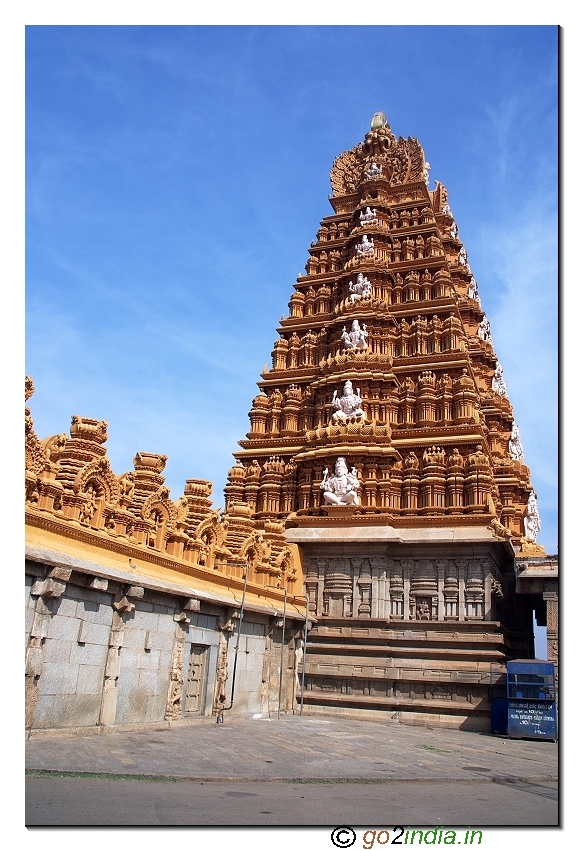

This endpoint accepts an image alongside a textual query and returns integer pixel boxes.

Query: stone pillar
[484,572,492,621]
[457,560,466,621]
[316,558,326,617]
[100,610,124,726]
[403,562,411,621]
[25,567,71,730]
[436,559,446,621]
[544,581,558,681]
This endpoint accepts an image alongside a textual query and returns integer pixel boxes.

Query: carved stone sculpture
[477,316,492,344]
[365,162,382,179]
[341,319,368,350]
[331,381,365,422]
[492,362,508,397]
[320,457,360,505]
[468,277,481,306]
[349,273,372,303]
[423,161,431,187]
[359,206,377,225]
[79,485,98,526]
[356,235,374,256]
[524,491,542,542]
[508,422,524,460]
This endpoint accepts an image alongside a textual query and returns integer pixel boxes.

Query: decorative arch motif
[73,457,120,504]
[330,124,426,196]
[195,510,230,552]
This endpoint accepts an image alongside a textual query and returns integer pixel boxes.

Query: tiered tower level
[224,114,545,728]
[226,113,541,548]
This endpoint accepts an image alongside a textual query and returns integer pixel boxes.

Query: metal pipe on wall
[300,593,310,716]
[217,565,249,724]
[277,586,288,720]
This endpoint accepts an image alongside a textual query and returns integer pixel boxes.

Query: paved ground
[25,715,559,827]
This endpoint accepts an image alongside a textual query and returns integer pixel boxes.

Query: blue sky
[24,25,558,553]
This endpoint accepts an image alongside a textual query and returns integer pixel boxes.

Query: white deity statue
[341,319,368,350]
[320,457,360,506]
[492,362,508,397]
[477,316,492,343]
[524,491,542,543]
[459,246,468,266]
[508,422,524,461]
[468,277,481,306]
[356,235,374,256]
[365,162,382,178]
[423,161,431,187]
[450,222,458,239]
[442,202,452,216]
[359,206,377,226]
[349,272,372,303]
[331,380,365,422]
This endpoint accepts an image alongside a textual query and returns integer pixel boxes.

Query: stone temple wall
[25,558,302,735]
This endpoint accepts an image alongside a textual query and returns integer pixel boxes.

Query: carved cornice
[25,508,300,607]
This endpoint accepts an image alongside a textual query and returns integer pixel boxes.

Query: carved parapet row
[24,378,300,596]
[304,554,503,621]
[304,417,392,445]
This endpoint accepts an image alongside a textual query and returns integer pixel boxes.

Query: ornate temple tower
[224,113,546,728]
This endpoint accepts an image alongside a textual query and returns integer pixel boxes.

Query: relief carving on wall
[305,555,498,622]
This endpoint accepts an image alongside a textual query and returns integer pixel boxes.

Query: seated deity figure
[341,319,368,350]
[365,162,382,178]
[356,235,374,255]
[320,457,360,506]
[359,206,377,226]
[331,380,365,422]
[349,273,372,303]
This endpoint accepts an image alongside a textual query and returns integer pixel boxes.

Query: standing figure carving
[477,316,492,344]
[341,319,368,350]
[468,277,481,306]
[423,161,431,186]
[492,362,508,397]
[320,457,360,506]
[508,422,524,461]
[524,491,542,542]
[331,381,365,422]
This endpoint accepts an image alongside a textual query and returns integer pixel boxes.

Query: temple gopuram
[225,112,557,729]
[25,113,557,736]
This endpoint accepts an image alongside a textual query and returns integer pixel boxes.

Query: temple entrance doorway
[184,644,208,715]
